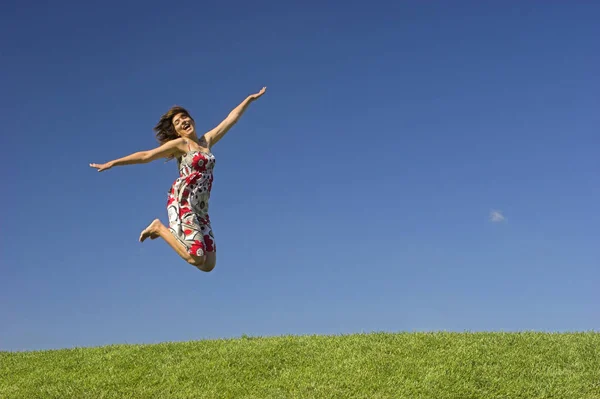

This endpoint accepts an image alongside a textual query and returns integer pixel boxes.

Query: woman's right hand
[89,161,114,172]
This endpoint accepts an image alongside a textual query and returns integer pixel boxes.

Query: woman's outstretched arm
[204,86,267,148]
[90,138,186,172]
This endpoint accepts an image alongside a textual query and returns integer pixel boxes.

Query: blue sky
[1,1,598,351]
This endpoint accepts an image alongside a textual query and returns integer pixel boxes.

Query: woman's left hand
[250,86,267,100]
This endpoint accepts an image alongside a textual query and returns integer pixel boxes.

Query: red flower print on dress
[185,173,200,186]
[179,207,191,218]
[191,153,207,172]
[190,240,205,256]
[165,149,217,258]
[203,235,214,252]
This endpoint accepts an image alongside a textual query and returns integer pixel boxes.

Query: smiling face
[172,112,196,139]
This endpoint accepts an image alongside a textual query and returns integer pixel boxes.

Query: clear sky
[1,1,598,351]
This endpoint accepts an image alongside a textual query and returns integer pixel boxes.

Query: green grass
[2,332,599,398]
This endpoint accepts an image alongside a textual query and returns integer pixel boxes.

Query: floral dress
[167,148,216,257]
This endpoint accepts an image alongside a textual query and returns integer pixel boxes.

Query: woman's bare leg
[139,219,207,268]
[203,252,216,272]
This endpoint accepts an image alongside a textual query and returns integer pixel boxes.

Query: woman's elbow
[140,151,153,163]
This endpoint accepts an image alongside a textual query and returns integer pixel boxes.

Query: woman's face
[172,112,196,138]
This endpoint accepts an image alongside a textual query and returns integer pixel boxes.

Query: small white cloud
[489,210,506,223]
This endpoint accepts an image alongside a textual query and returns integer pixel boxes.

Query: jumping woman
[90,86,267,272]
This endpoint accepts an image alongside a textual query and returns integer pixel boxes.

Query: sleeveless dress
[166,147,216,257]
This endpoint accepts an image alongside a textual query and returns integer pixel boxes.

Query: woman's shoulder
[165,137,189,152]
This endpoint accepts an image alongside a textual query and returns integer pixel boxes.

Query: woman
[90,86,267,272]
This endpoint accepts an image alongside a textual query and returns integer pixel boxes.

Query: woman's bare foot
[139,219,162,242]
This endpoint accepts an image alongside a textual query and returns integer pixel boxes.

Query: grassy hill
[2,331,599,398]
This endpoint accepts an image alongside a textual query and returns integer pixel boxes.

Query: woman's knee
[188,254,216,272]
[187,254,206,268]
[199,254,216,272]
